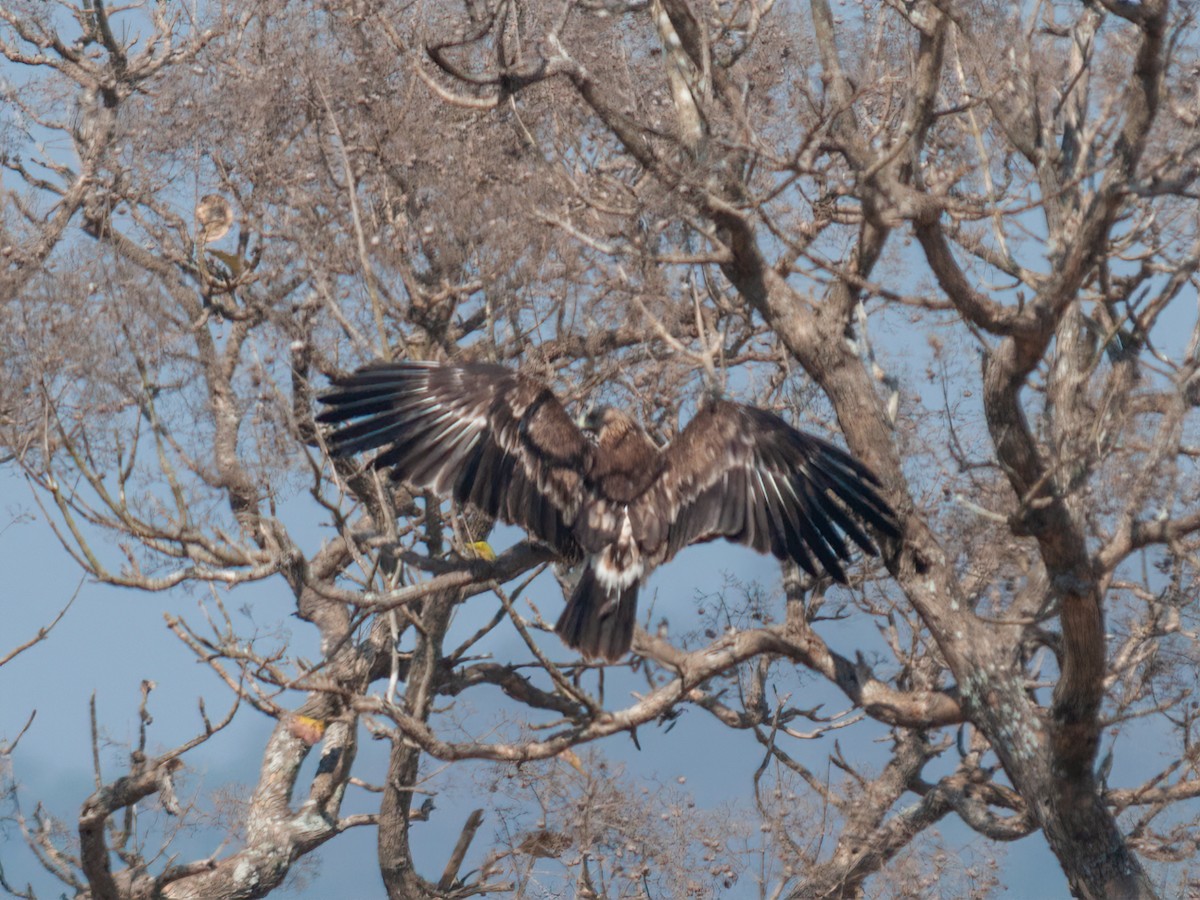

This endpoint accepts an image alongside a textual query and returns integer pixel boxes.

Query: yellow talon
[463,540,497,561]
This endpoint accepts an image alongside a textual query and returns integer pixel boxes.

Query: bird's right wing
[632,400,899,581]
[318,361,593,557]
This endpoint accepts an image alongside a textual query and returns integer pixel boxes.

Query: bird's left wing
[318,361,592,557]
[631,400,899,581]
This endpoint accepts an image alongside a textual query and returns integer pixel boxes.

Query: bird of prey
[318,361,899,661]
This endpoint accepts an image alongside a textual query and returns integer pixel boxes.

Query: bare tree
[2,0,1200,898]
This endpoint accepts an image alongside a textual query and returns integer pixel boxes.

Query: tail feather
[555,565,639,662]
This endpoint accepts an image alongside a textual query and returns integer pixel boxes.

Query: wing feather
[718,470,746,537]
[318,361,592,557]
[633,400,899,582]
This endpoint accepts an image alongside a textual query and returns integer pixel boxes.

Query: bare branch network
[1,0,1199,897]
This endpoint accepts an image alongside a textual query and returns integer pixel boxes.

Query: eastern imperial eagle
[318,361,900,661]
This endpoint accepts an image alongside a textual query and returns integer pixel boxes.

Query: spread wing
[317,361,593,558]
[631,400,899,581]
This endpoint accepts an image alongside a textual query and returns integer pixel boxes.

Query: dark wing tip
[657,400,900,582]
[316,362,456,469]
[318,360,590,559]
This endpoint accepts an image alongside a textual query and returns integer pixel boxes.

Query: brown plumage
[318,361,900,661]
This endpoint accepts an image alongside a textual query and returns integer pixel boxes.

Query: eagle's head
[580,406,645,450]
[581,405,628,434]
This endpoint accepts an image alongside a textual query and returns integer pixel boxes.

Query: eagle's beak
[577,404,594,432]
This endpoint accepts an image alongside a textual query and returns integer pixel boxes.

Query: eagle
[318,361,899,661]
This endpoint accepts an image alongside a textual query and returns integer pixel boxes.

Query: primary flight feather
[318,361,900,661]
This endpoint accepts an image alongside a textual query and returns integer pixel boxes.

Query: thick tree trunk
[379,740,436,900]
[378,588,458,899]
